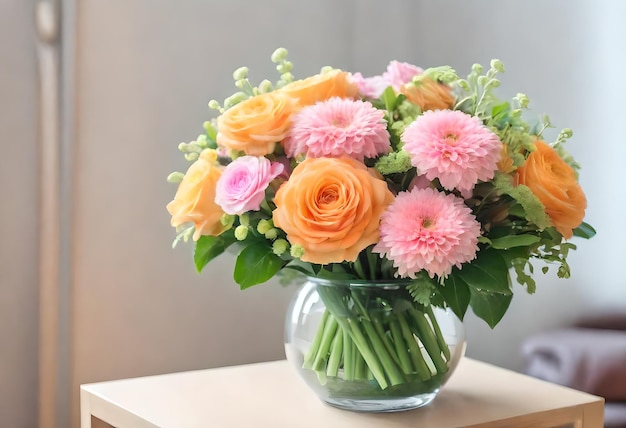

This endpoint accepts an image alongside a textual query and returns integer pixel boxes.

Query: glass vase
[284,276,466,412]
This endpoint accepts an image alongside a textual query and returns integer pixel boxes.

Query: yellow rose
[515,141,587,239]
[216,92,295,156]
[166,149,227,240]
[401,78,455,111]
[280,69,358,107]
[273,157,394,264]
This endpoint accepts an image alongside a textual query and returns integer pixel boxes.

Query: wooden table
[80,357,604,427]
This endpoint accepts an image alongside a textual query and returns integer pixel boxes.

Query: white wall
[0,1,39,427]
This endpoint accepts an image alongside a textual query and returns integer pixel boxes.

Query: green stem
[355,345,366,380]
[343,329,354,381]
[410,308,448,375]
[389,318,413,375]
[345,318,389,388]
[398,311,432,381]
[326,328,343,377]
[312,314,338,371]
[425,305,451,361]
[362,318,405,386]
[372,311,402,369]
[303,310,329,370]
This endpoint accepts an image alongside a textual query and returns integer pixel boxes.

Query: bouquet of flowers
[166,48,594,399]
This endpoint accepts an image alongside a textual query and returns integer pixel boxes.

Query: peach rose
[273,157,394,264]
[166,149,228,240]
[216,92,295,156]
[279,69,358,107]
[401,78,455,111]
[515,141,587,239]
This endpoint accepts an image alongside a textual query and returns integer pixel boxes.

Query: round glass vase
[285,276,466,413]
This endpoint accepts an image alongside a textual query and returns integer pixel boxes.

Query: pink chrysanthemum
[283,97,391,161]
[352,61,423,98]
[402,110,501,195]
[373,187,481,279]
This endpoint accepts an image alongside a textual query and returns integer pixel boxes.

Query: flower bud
[234,225,249,241]
[490,59,505,73]
[178,142,188,152]
[166,172,184,183]
[276,61,293,74]
[220,214,235,228]
[457,79,471,91]
[258,79,273,93]
[232,66,249,81]
[264,228,278,240]
[272,239,289,256]
[290,244,304,258]
[515,93,529,108]
[271,47,288,63]
[477,75,488,86]
[223,92,247,109]
[257,219,273,234]
[239,213,250,227]
[471,63,483,74]
[208,99,221,110]
[184,152,199,162]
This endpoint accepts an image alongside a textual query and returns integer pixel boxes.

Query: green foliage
[234,242,287,289]
[469,288,513,329]
[194,231,237,273]
[439,275,471,321]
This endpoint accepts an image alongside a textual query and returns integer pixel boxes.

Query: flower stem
[410,308,448,375]
[425,305,451,361]
[398,311,432,381]
[361,317,405,386]
[312,314,338,371]
[326,328,343,377]
[303,309,329,370]
[389,318,413,375]
[343,329,354,381]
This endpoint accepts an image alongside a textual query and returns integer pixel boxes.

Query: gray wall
[0,1,39,427]
[2,1,625,427]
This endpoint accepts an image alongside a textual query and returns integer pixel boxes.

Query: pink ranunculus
[382,60,423,92]
[351,72,389,99]
[215,156,284,215]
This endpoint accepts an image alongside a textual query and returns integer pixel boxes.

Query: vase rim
[304,276,412,288]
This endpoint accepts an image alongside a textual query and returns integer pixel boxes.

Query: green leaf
[381,86,399,111]
[407,276,437,306]
[489,234,541,249]
[469,288,513,329]
[440,274,471,321]
[194,232,237,273]
[573,222,596,239]
[233,242,286,289]
[457,248,511,294]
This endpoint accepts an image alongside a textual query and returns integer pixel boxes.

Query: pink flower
[283,97,391,161]
[352,61,422,98]
[402,110,501,194]
[215,156,284,215]
[374,187,481,279]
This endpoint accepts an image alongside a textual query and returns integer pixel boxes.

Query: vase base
[322,392,438,413]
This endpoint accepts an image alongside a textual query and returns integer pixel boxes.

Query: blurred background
[2,0,624,427]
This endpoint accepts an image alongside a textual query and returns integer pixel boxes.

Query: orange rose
[401,78,455,111]
[279,69,358,107]
[216,92,295,156]
[515,141,587,239]
[166,149,227,240]
[273,157,394,264]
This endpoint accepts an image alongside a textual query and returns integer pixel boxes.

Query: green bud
[272,239,289,256]
[232,66,249,81]
[257,219,273,234]
[490,59,505,73]
[488,78,500,88]
[320,66,334,74]
[471,63,483,74]
[457,79,471,91]
[477,75,488,86]
[515,93,529,108]
[264,228,278,240]
[234,225,249,241]
[280,72,294,83]
[183,226,194,242]
[186,142,202,153]
[290,244,304,259]
[510,109,523,118]
[271,47,288,63]
[223,92,247,109]
[184,152,199,162]
[258,79,273,93]
[208,99,221,110]
[239,213,250,227]
[166,172,184,183]
[178,142,188,152]
[220,214,235,228]
[276,61,293,74]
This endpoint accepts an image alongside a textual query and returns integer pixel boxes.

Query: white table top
[81,357,604,428]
